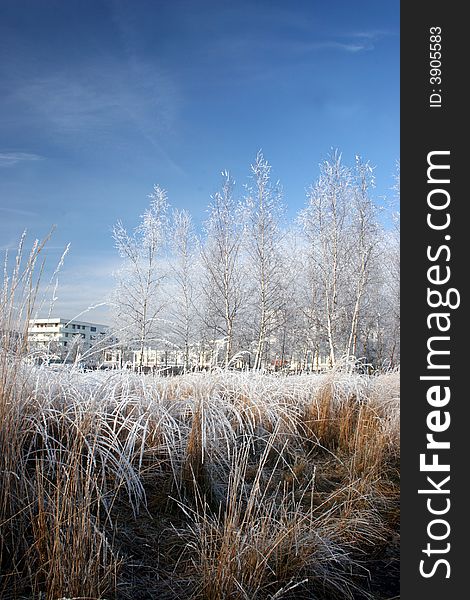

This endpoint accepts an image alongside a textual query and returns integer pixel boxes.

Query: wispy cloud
[11,66,177,137]
[299,30,391,54]
[0,206,38,217]
[304,40,372,53]
[208,31,377,66]
[32,255,119,325]
[351,30,396,40]
[3,58,185,176]
[0,152,44,167]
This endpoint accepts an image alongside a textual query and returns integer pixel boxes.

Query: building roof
[28,317,108,328]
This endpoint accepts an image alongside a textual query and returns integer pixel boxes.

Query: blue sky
[0,0,399,323]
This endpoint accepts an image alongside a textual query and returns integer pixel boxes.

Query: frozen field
[0,363,400,599]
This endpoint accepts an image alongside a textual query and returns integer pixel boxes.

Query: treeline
[112,150,399,370]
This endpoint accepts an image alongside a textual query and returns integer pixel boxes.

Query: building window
[91,327,96,332]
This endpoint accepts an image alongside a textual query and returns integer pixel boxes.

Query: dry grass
[0,237,400,599]
[0,364,400,599]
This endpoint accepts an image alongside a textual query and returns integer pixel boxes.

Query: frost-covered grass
[0,222,399,598]
[0,361,400,599]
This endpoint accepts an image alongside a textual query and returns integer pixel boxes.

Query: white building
[132,347,190,370]
[132,343,215,371]
[27,318,110,363]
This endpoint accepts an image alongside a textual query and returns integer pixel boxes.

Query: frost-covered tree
[112,185,169,368]
[243,152,285,370]
[199,172,245,367]
[390,162,400,363]
[300,152,391,368]
[300,150,352,366]
[375,161,400,366]
[293,207,323,368]
[269,231,303,369]
[169,208,198,371]
[108,152,399,371]
[344,156,379,361]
